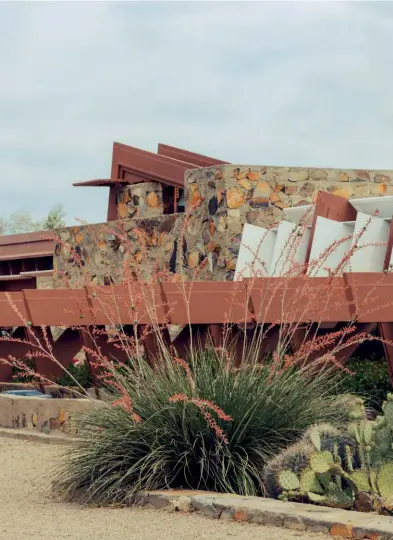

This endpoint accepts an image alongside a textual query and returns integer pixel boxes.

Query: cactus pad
[345,445,354,472]
[307,492,326,503]
[278,470,300,491]
[377,463,393,499]
[310,451,334,474]
[308,429,321,452]
[362,421,374,445]
[370,469,378,493]
[327,490,353,509]
[350,470,370,492]
[383,400,393,429]
[318,472,331,490]
[299,469,323,495]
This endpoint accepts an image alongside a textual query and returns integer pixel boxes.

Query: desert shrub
[57,361,92,389]
[338,358,391,411]
[54,350,355,504]
[11,358,36,383]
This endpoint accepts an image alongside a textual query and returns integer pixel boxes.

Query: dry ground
[0,437,334,540]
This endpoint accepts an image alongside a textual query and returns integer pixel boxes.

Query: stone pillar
[116,182,163,219]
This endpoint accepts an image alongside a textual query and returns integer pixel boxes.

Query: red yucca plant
[0,201,390,502]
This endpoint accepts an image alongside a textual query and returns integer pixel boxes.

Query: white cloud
[0,1,393,224]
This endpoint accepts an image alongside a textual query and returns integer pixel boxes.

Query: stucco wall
[0,394,96,435]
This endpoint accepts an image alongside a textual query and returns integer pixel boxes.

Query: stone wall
[55,166,393,285]
[54,213,186,287]
[182,164,393,280]
[116,181,163,219]
[185,164,393,228]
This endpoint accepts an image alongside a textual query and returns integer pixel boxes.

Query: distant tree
[41,204,67,230]
[0,204,66,235]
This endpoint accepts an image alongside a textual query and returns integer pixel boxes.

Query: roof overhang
[73,142,229,188]
[0,231,54,260]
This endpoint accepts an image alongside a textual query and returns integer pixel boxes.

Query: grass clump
[54,350,355,504]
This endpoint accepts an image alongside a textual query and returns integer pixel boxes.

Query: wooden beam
[157,143,229,167]
[111,142,200,188]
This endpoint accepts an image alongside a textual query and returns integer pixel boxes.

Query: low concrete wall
[0,382,83,398]
[0,394,96,435]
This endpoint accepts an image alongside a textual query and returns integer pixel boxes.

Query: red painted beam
[110,142,200,188]
[157,143,229,167]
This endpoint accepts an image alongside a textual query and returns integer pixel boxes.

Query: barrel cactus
[302,423,359,466]
[263,441,312,498]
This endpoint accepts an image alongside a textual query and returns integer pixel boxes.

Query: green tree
[1,204,66,234]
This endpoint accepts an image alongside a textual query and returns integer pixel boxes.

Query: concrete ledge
[0,427,79,445]
[142,490,393,539]
[0,394,97,435]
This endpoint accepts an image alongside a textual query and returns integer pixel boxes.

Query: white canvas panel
[270,220,310,276]
[307,216,354,277]
[350,212,390,272]
[234,224,277,280]
[349,196,393,219]
[283,205,314,225]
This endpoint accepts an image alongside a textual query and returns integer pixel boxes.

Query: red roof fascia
[157,143,229,167]
[74,142,229,188]
[110,142,198,188]
[0,231,54,259]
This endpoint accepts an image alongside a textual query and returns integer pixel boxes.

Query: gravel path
[0,437,333,540]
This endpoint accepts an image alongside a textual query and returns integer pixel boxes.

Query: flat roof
[74,142,229,188]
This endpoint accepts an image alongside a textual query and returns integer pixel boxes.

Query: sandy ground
[0,437,334,540]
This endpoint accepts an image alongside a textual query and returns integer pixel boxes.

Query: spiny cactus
[377,463,393,499]
[277,445,358,508]
[263,441,312,498]
[348,420,375,468]
[382,394,393,428]
[333,394,366,423]
[299,469,324,494]
[303,423,358,466]
[370,394,393,465]
[310,451,335,474]
[350,470,371,492]
[265,394,393,512]
[278,470,299,491]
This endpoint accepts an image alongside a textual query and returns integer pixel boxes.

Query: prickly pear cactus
[307,492,326,503]
[278,470,300,491]
[350,470,371,492]
[303,423,358,464]
[382,394,393,428]
[377,463,393,499]
[264,394,393,513]
[333,394,366,423]
[310,451,334,474]
[308,428,321,452]
[299,469,324,495]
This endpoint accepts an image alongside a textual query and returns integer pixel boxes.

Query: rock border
[141,490,393,540]
[1,427,392,539]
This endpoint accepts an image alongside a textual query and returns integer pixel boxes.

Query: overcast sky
[1,1,393,225]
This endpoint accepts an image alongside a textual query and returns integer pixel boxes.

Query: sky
[1,0,393,226]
